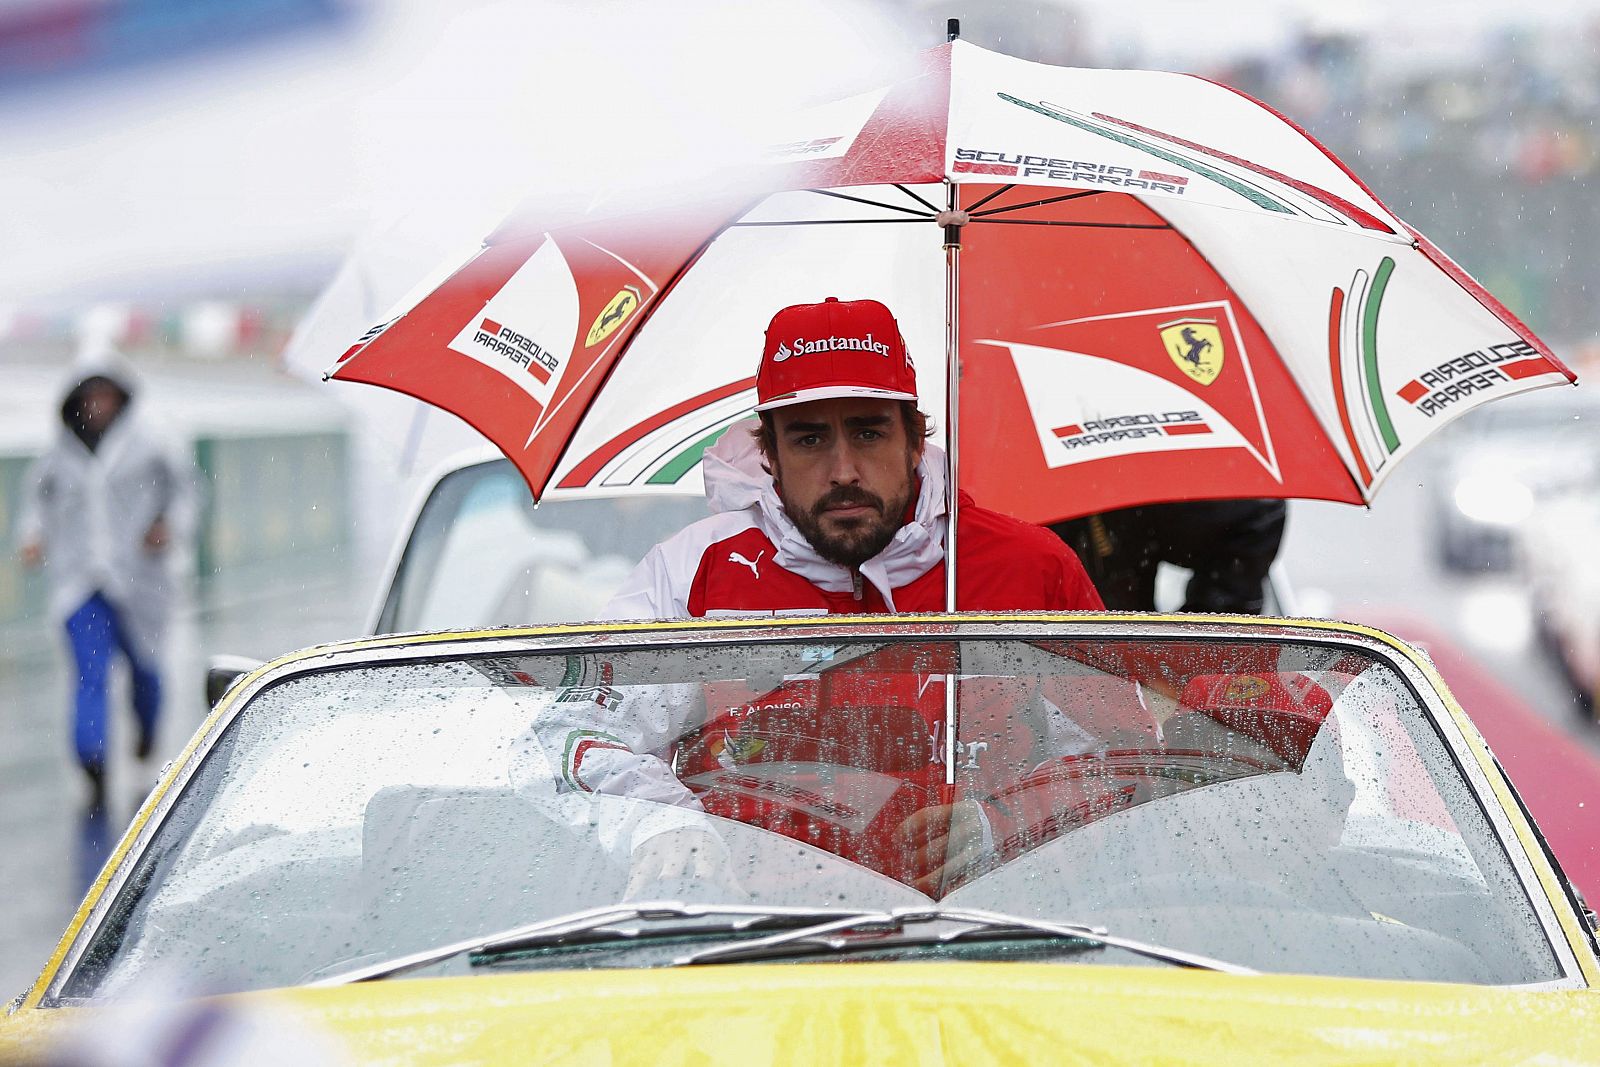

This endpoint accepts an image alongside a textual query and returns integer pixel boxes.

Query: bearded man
[604,297,1103,619]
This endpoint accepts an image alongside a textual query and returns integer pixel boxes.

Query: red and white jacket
[602,424,1103,620]
[525,426,1111,882]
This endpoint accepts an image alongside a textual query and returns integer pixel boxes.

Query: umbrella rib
[894,184,940,212]
[967,219,1171,229]
[963,184,1016,212]
[804,188,934,217]
[730,218,931,227]
[971,190,1105,218]
[531,204,752,499]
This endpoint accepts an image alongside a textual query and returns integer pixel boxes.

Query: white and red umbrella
[329,37,1573,540]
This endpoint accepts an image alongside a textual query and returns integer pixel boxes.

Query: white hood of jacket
[700,419,949,611]
[20,345,191,659]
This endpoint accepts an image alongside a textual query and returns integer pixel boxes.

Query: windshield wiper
[674,905,1256,975]
[310,902,1253,985]
[309,902,871,986]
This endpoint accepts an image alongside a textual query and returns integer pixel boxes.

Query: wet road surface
[0,576,368,1000]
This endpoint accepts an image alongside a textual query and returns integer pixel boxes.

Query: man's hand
[625,827,746,901]
[143,517,169,553]
[894,798,997,896]
[18,540,43,569]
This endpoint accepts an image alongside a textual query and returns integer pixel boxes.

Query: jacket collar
[702,419,948,609]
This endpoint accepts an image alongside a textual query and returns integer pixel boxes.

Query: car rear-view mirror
[207,654,265,707]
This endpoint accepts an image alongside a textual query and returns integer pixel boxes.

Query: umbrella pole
[941,181,963,788]
[942,183,962,614]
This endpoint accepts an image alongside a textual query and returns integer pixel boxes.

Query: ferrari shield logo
[1222,675,1270,702]
[585,286,642,348]
[1160,318,1225,386]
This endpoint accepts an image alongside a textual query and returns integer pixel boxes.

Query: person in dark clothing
[1049,499,1287,614]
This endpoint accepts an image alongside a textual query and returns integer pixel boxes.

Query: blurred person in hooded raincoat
[16,348,195,807]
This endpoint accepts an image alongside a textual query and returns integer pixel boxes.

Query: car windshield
[63,629,1562,998]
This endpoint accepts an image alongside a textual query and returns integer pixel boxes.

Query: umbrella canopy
[329,39,1573,527]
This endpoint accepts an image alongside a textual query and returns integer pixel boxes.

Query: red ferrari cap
[754,297,917,412]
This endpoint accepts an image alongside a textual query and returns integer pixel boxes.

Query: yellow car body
[4,614,1597,1065]
[6,964,1600,1065]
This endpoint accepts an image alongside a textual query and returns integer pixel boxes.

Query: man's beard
[783,478,917,570]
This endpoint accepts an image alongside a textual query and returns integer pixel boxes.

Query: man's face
[79,381,124,433]
[768,397,923,569]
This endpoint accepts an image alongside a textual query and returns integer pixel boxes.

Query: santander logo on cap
[771,334,892,361]
[755,297,917,412]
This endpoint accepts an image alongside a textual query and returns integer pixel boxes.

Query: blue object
[64,592,160,770]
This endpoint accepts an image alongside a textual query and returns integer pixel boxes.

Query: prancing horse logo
[729,550,763,579]
[584,285,643,348]
[1159,317,1225,386]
